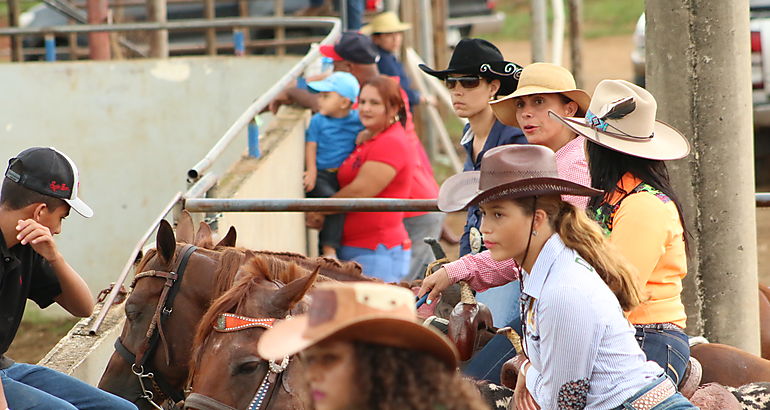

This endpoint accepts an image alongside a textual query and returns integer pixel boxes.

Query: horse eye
[235,361,260,375]
[125,306,140,321]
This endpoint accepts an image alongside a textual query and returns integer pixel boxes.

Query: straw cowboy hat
[438,144,601,212]
[360,11,411,35]
[548,79,690,160]
[490,62,591,128]
[257,282,459,368]
[418,38,522,96]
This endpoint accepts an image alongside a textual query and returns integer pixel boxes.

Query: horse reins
[114,244,198,408]
[184,314,292,410]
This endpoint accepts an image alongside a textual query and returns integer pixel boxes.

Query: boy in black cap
[0,147,135,409]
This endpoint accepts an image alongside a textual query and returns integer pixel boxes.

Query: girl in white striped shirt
[426,144,695,409]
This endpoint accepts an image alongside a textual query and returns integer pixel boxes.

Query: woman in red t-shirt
[333,75,414,282]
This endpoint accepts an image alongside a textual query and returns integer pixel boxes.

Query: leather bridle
[113,244,198,409]
[183,312,293,410]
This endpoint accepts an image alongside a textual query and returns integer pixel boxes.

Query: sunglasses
[444,76,483,90]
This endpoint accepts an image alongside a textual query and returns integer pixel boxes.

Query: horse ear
[176,210,195,244]
[157,220,177,263]
[215,226,237,248]
[271,267,320,312]
[194,221,214,249]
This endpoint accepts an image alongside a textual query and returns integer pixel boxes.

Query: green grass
[483,0,645,42]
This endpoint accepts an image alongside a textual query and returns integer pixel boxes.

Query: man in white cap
[0,147,135,409]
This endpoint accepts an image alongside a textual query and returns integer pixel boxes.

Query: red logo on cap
[50,181,70,192]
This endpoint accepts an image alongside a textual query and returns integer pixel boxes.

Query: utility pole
[147,0,168,58]
[87,0,111,59]
[567,0,583,88]
[646,1,759,353]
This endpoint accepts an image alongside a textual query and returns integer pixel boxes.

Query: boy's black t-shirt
[0,227,62,367]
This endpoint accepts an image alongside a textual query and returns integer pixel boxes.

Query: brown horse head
[186,255,320,409]
[98,220,244,409]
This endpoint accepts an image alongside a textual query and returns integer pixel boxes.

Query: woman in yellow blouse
[551,79,691,386]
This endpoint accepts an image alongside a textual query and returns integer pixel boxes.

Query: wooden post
[87,0,111,59]
[567,0,583,87]
[7,0,23,61]
[204,0,216,55]
[432,0,448,69]
[274,0,285,56]
[147,0,168,58]
[238,0,251,52]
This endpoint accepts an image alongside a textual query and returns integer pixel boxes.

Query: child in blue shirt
[304,71,363,258]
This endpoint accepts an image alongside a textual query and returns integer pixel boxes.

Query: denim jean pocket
[663,335,689,386]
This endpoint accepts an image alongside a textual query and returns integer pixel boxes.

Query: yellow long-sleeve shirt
[608,174,688,328]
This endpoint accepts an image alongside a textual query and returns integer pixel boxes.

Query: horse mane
[188,254,308,385]
[258,250,370,282]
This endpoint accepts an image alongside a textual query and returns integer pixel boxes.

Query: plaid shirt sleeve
[443,250,520,292]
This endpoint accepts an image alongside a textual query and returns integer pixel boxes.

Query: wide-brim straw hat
[257,283,459,368]
[490,62,591,128]
[360,11,412,35]
[438,145,601,212]
[418,38,522,96]
[548,79,690,161]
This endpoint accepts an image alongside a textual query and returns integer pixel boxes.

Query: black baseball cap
[320,31,380,65]
[5,147,93,218]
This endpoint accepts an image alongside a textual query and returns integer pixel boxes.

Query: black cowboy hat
[419,38,522,96]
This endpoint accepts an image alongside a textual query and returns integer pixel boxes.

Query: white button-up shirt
[522,234,662,409]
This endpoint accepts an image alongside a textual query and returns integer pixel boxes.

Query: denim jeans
[461,315,522,384]
[339,243,410,282]
[403,212,444,281]
[613,375,697,409]
[476,280,521,328]
[634,326,690,386]
[1,362,137,409]
[307,169,344,251]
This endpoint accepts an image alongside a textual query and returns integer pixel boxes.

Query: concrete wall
[0,56,300,316]
[216,106,310,254]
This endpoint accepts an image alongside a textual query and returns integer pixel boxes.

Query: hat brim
[437,170,602,212]
[418,62,520,96]
[319,44,344,61]
[257,314,459,368]
[65,197,93,218]
[360,22,412,35]
[547,111,691,161]
[490,87,592,128]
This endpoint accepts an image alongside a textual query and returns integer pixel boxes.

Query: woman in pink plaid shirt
[418,63,594,384]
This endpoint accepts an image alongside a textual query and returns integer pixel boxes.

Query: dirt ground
[5,318,78,364]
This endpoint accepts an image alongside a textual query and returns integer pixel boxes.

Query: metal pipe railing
[184,198,440,212]
[758,192,770,207]
[0,16,340,35]
[88,192,182,334]
[187,17,341,181]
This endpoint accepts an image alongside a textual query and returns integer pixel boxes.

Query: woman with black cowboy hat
[256,282,488,410]
[419,38,527,260]
[426,144,695,409]
[550,79,693,389]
